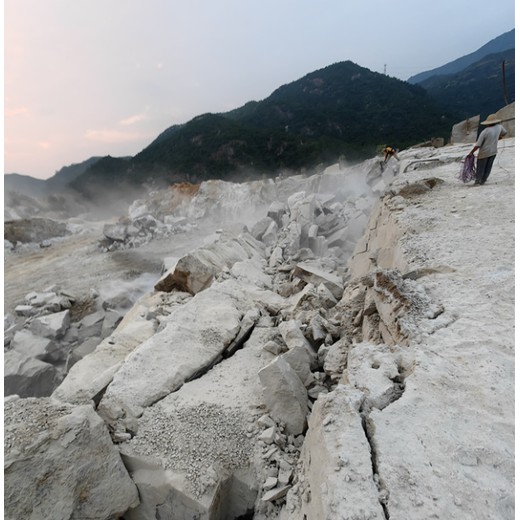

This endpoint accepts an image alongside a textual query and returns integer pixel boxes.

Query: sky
[4,0,516,179]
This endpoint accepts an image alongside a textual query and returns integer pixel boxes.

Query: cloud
[119,113,147,126]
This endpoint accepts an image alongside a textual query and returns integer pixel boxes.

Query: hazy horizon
[4,0,515,180]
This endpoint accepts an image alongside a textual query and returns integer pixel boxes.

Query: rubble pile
[5,153,435,520]
[5,141,513,520]
[3,284,135,399]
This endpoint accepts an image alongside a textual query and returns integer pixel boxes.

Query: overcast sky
[4,0,515,179]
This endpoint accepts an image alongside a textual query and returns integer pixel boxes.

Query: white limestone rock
[97,279,261,426]
[4,397,139,519]
[283,386,384,520]
[53,314,156,404]
[119,325,271,520]
[155,233,264,294]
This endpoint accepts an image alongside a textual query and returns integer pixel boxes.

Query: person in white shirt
[467,113,508,185]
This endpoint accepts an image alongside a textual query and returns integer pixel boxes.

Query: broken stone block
[103,222,128,242]
[323,337,351,382]
[278,320,317,370]
[297,386,384,519]
[258,355,309,435]
[262,221,279,247]
[78,310,106,340]
[15,305,37,318]
[251,217,275,241]
[11,330,55,362]
[101,309,123,338]
[292,263,344,299]
[263,340,284,356]
[267,201,287,226]
[155,235,261,294]
[4,350,58,398]
[29,310,70,340]
[281,346,313,386]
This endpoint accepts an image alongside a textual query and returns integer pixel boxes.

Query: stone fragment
[281,346,313,386]
[257,414,276,429]
[259,426,276,444]
[278,319,317,370]
[267,201,287,226]
[293,263,344,299]
[263,477,278,490]
[263,340,284,356]
[4,350,57,398]
[29,310,70,339]
[261,485,291,502]
[15,305,37,317]
[77,310,106,340]
[155,234,262,294]
[11,330,55,362]
[262,221,279,247]
[258,356,308,435]
[323,337,351,381]
[251,217,275,240]
[103,222,128,242]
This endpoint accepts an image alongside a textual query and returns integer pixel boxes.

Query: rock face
[4,141,515,519]
[4,396,138,520]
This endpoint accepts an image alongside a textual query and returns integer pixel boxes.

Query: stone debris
[5,146,501,520]
[4,285,131,399]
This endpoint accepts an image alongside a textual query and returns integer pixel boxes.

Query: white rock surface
[4,396,139,519]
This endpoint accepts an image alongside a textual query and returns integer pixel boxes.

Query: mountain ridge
[5,30,514,197]
[408,29,514,84]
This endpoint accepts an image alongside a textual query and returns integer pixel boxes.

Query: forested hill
[417,49,515,120]
[71,60,454,194]
[408,29,514,84]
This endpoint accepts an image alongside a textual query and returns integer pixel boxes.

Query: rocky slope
[4,138,515,519]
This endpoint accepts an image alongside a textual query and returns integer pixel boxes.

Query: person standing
[467,114,507,185]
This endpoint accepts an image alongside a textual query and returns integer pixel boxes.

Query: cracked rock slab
[4,396,139,520]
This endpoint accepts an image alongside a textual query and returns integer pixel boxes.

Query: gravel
[128,402,255,497]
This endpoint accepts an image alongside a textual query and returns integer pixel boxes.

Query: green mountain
[417,49,515,120]
[408,29,514,83]
[72,60,454,193]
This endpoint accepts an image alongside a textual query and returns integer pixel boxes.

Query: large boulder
[4,396,139,519]
[155,233,264,294]
[97,279,261,429]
